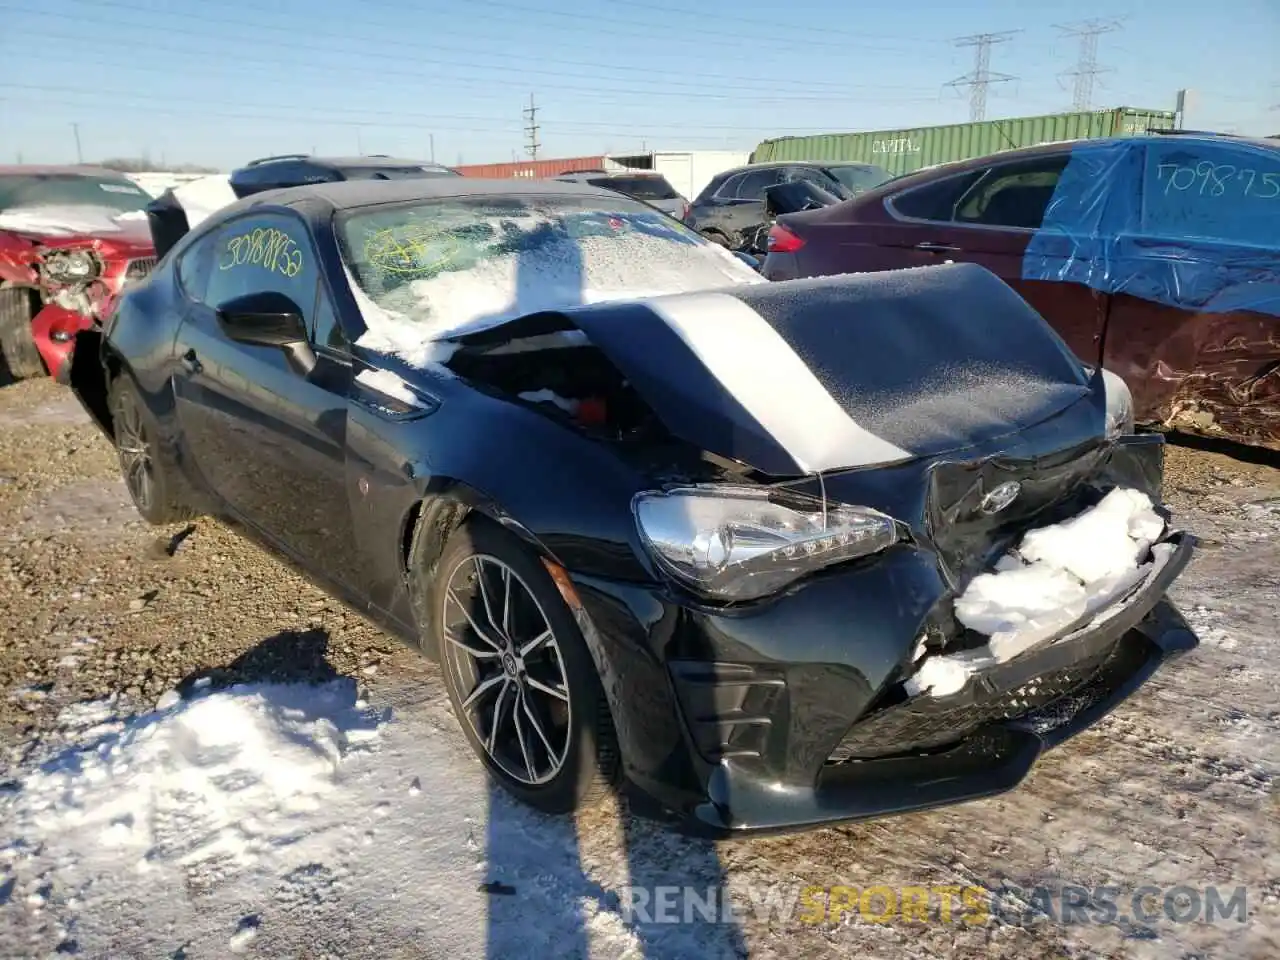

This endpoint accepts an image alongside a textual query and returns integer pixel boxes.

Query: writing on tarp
[1155,161,1280,200]
[219,227,304,278]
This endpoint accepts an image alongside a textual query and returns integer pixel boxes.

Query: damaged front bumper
[692,534,1197,836]
[569,433,1200,837]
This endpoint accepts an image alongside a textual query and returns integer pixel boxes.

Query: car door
[1101,138,1280,438]
[170,209,362,590]
[876,151,1110,364]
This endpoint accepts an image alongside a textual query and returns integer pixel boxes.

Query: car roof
[216,176,627,217]
[240,154,448,171]
[0,164,134,178]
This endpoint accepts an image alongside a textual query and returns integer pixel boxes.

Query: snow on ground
[0,481,1276,959]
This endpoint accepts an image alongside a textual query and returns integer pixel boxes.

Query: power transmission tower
[1056,19,1123,110]
[946,32,1019,122]
[523,94,540,160]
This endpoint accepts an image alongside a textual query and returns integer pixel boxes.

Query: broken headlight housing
[42,248,102,282]
[633,485,900,601]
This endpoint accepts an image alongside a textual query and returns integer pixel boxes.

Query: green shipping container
[750,107,1178,176]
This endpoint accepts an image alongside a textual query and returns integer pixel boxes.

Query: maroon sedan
[763,133,1280,451]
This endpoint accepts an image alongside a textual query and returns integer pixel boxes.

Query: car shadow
[175,626,341,695]
[475,223,749,957]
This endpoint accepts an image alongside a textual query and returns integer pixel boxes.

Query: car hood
[0,206,155,248]
[446,262,1102,477]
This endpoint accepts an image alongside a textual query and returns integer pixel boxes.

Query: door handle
[914,241,960,253]
[180,348,202,374]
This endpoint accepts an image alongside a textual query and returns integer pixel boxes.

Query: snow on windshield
[0,204,146,237]
[339,197,763,367]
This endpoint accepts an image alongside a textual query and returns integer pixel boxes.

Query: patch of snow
[518,389,578,414]
[353,368,422,406]
[909,489,1170,696]
[170,174,238,231]
[0,205,142,237]
[8,680,384,874]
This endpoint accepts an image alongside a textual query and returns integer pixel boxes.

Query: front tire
[425,517,620,814]
[108,375,196,525]
[0,288,45,381]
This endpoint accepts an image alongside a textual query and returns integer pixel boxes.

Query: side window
[1142,142,1277,247]
[311,283,349,352]
[202,212,317,320]
[889,171,984,221]
[734,169,784,201]
[714,173,746,200]
[955,156,1070,229]
[176,234,213,301]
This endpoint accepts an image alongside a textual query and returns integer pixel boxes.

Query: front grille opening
[827,636,1146,764]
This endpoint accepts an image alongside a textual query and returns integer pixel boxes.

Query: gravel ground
[1,374,1277,959]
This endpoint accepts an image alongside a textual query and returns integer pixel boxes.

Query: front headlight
[43,249,101,281]
[633,485,900,601]
[1101,368,1134,438]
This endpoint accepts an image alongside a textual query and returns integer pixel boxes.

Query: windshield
[826,164,894,194]
[338,193,762,356]
[0,174,151,214]
[588,175,681,201]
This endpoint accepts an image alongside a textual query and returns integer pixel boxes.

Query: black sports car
[65,177,1199,836]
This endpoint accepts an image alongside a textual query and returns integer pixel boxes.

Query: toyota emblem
[979,481,1021,515]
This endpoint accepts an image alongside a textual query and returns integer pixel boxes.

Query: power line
[7,8,944,103]
[1055,19,1123,110]
[523,94,540,160]
[946,31,1020,122]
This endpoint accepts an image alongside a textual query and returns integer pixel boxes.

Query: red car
[0,166,157,381]
[763,133,1280,451]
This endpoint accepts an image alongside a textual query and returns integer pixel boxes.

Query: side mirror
[216,290,317,376]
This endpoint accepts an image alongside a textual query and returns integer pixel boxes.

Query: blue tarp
[1023,137,1280,317]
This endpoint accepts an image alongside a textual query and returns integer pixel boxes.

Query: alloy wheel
[114,393,154,512]
[441,553,573,786]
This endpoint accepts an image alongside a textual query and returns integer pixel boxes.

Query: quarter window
[889,171,984,221]
[954,156,1070,229]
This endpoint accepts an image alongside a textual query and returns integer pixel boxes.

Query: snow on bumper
[908,488,1184,698]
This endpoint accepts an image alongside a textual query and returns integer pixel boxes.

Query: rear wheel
[426,518,620,814]
[109,376,196,525]
[0,288,44,381]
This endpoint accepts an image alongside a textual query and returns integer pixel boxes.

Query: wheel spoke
[519,629,552,658]
[446,588,503,652]
[474,557,502,639]
[512,702,536,780]
[462,672,506,710]
[501,565,512,638]
[442,628,500,659]
[485,679,512,753]
[525,674,569,702]
[519,688,557,760]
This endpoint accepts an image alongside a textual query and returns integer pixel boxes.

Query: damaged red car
[763,132,1280,451]
[0,165,156,381]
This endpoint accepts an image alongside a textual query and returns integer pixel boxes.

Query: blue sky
[2,0,1275,168]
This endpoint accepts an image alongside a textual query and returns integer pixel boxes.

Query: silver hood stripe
[642,292,912,472]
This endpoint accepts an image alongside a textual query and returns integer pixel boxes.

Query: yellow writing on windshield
[363,226,462,278]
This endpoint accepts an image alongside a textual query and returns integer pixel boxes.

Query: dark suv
[229,154,459,196]
[685,161,889,249]
[553,170,688,220]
